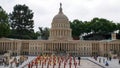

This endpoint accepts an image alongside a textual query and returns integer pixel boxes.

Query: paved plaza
[0,56,120,68]
[88,57,120,68]
[21,57,103,68]
[22,59,102,68]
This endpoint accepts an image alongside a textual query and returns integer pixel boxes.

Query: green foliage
[9,4,34,39]
[70,17,118,40]
[0,6,10,38]
[89,18,117,34]
[83,21,91,33]
[70,19,84,39]
[117,23,120,33]
[37,27,49,40]
[1,4,119,40]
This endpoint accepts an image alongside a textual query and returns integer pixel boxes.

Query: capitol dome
[52,3,69,24]
[49,3,72,40]
[53,13,68,21]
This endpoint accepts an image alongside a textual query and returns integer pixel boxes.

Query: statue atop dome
[60,3,62,8]
[59,3,63,14]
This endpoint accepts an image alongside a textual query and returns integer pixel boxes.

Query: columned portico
[43,40,77,56]
[47,3,74,55]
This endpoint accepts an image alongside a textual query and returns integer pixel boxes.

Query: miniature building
[0,4,120,57]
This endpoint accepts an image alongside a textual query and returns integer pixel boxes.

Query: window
[36,47,37,50]
[84,47,86,50]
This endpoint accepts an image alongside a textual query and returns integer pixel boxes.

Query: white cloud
[0,0,120,31]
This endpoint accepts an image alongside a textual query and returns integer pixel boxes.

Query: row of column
[0,42,16,51]
[50,29,71,38]
[52,23,70,28]
[44,43,77,52]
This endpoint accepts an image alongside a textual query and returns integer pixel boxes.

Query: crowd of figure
[25,55,81,68]
[0,56,9,66]
[9,56,28,68]
[0,55,28,68]
[0,55,120,68]
[93,56,120,66]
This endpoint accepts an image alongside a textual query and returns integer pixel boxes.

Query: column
[57,43,60,51]
[65,43,66,51]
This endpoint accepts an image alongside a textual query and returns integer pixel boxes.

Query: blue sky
[0,0,120,31]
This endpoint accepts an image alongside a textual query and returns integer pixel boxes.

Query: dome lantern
[59,3,63,14]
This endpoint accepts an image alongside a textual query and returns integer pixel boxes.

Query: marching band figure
[58,61,61,68]
[69,61,72,68]
[47,61,49,68]
[74,61,77,68]
[41,62,44,68]
[64,62,66,68]
[28,63,31,68]
[53,61,55,68]
[31,61,34,68]
[35,61,38,68]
